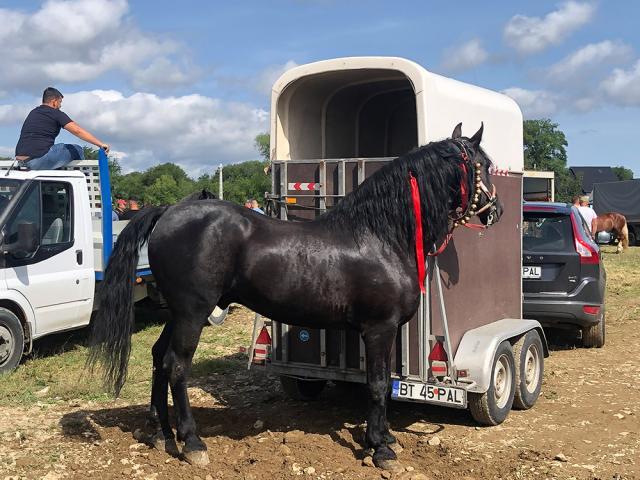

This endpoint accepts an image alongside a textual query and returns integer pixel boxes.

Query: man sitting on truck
[15,87,110,170]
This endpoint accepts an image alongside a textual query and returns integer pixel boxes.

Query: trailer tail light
[570,212,600,265]
[583,305,600,315]
[252,327,272,365]
[429,341,448,376]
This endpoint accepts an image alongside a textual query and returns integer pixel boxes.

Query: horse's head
[450,123,503,228]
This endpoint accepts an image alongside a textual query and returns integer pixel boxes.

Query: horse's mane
[323,139,490,252]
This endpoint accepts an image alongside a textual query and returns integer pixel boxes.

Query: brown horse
[593,212,629,253]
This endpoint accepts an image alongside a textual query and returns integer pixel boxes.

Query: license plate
[522,266,541,279]
[391,380,467,408]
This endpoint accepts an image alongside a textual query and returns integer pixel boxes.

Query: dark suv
[522,202,606,347]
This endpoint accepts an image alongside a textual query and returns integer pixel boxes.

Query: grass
[1,247,638,407]
[0,303,253,407]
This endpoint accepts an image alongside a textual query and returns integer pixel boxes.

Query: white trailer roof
[271,56,524,172]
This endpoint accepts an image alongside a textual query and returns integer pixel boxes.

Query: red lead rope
[409,172,426,293]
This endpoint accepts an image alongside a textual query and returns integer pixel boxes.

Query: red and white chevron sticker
[288,182,321,191]
[489,167,510,176]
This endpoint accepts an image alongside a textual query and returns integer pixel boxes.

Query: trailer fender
[454,318,548,394]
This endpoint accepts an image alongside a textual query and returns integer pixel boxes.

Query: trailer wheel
[512,330,544,410]
[280,376,327,401]
[582,311,605,348]
[0,308,24,374]
[468,341,515,425]
[628,228,637,246]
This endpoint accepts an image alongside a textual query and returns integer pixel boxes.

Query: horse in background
[594,212,629,253]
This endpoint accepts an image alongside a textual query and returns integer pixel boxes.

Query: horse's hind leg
[143,321,179,456]
[163,312,209,466]
[362,325,400,469]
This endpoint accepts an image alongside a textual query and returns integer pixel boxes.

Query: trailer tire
[280,376,327,401]
[512,330,544,410]
[468,341,515,425]
[582,311,605,348]
[0,308,24,374]
[628,228,636,246]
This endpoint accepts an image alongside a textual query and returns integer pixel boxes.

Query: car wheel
[582,311,605,348]
[280,376,327,401]
[469,341,516,425]
[0,308,24,374]
[512,330,544,410]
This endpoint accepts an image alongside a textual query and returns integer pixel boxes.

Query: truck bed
[92,219,151,276]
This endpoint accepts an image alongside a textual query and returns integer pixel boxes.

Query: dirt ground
[1,254,639,480]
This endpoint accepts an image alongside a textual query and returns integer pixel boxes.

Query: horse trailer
[264,57,548,425]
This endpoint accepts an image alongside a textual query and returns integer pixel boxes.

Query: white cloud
[600,60,640,107]
[502,87,558,118]
[255,61,299,95]
[546,41,633,83]
[504,2,596,55]
[0,1,197,93]
[441,39,489,73]
[61,90,268,173]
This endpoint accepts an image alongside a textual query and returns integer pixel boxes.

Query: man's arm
[64,121,110,153]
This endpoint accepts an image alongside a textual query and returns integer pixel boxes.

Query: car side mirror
[1,222,40,257]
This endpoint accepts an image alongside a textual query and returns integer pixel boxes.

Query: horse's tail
[87,206,168,395]
[621,218,629,250]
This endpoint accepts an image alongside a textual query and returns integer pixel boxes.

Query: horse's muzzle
[479,195,502,227]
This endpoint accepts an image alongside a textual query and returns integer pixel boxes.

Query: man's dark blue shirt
[15,105,72,158]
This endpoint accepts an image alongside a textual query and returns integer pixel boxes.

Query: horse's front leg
[164,316,208,466]
[363,325,399,469]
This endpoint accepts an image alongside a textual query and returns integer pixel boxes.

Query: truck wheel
[512,330,544,410]
[0,308,24,374]
[468,341,515,425]
[280,376,326,401]
[582,311,605,348]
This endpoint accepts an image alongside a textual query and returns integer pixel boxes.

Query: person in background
[15,87,110,170]
[571,195,580,208]
[577,195,597,234]
[119,198,141,220]
[250,199,264,214]
[244,199,252,209]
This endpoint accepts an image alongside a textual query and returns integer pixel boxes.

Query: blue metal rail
[96,149,151,281]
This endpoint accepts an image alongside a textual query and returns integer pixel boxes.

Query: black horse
[88,124,502,468]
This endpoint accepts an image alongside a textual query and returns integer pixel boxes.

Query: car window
[523,214,573,252]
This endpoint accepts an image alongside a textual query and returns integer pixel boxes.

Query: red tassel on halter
[409,172,426,293]
[459,163,468,212]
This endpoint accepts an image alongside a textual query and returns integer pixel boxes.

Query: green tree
[254,133,270,161]
[83,146,99,159]
[144,174,184,205]
[612,166,634,181]
[523,119,581,202]
[222,160,271,204]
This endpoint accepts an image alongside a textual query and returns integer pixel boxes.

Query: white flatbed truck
[0,150,153,373]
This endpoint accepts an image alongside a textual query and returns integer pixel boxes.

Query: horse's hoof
[183,449,210,466]
[373,445,398,469]
[376,459,404,473]
[152,433,179,457]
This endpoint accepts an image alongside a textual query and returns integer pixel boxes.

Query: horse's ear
[451,123,462,139]
[469,122,484,147]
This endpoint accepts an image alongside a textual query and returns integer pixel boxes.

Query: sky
[0,0,639,177]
